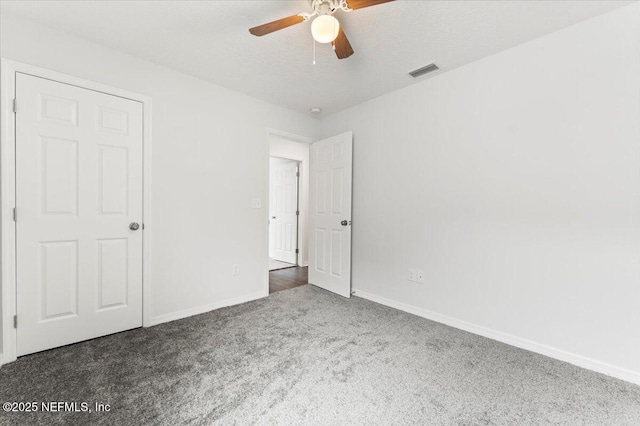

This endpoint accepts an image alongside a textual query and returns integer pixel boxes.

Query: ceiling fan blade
[332,28,354,59]
[249,15,305,36]
[345,0,395,10]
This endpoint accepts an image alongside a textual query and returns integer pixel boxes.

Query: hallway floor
[269,266,308,294]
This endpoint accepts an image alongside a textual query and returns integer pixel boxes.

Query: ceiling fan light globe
[311,15,340,43]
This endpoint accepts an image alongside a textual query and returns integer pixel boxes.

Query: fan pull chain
[313,39,316,65]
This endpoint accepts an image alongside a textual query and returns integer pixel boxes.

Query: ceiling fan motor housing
[309,0,352,18]
[249,0,394,59]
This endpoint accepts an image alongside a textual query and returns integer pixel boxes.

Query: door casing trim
[265,129,314,297]
[0,58,153,365]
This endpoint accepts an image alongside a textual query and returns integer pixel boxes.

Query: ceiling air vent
[409,63,439,78]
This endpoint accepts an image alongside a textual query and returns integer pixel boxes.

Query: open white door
[309,132,353,298]
[269,160,299,264]
[15,73,143,356]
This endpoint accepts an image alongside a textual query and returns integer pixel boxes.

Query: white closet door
[271,161,299,264]
[308,132,353,298]
[15,73,143,356]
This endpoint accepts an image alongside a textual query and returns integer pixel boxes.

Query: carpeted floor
[1,285,639,425]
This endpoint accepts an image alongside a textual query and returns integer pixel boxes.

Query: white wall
[270,135,311,266]
[2,3,639,385]
[0,14,320,356]
[321,3,640,382]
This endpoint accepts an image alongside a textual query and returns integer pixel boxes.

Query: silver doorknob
[341,220,348,226]
[129,222,140,231]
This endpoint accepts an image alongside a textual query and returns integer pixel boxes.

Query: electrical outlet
[417,270,425,284]
[232,264,240,276]
[408,269,416,282]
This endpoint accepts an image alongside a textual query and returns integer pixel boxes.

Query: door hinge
[295,249,299,254]
[13,207,16,222]
[296,210,299,216]
[12,99,17,113]
[13,315,17,328]
[296,171,300,177]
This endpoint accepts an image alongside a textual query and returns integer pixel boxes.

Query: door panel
[270,160,299,264]
[98,146,129,215]
[16,73,143,356]
[309,132,353,298]
[41,136,79,215]
[97,238,129,310]
[39,241,78,320]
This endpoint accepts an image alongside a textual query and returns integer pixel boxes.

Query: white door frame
[264,129,314,296]
[0,59,153,365]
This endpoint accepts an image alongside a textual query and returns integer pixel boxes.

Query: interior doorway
[267,131,311,294]
[268,131,354,298]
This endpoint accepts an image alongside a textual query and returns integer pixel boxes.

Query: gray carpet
[1,285,639,425]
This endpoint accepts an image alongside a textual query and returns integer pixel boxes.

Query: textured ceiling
[0,0,633,116]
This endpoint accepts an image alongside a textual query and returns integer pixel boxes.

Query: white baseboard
[353,289,640,386]
[148,291,265,327]
[0,353,3,368]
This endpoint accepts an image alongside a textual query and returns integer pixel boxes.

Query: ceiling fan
[249,0,395,60]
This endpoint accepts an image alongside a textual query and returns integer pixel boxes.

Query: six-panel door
[15,73,144,356]
[270,161,299,264]
[308,132,353,298]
